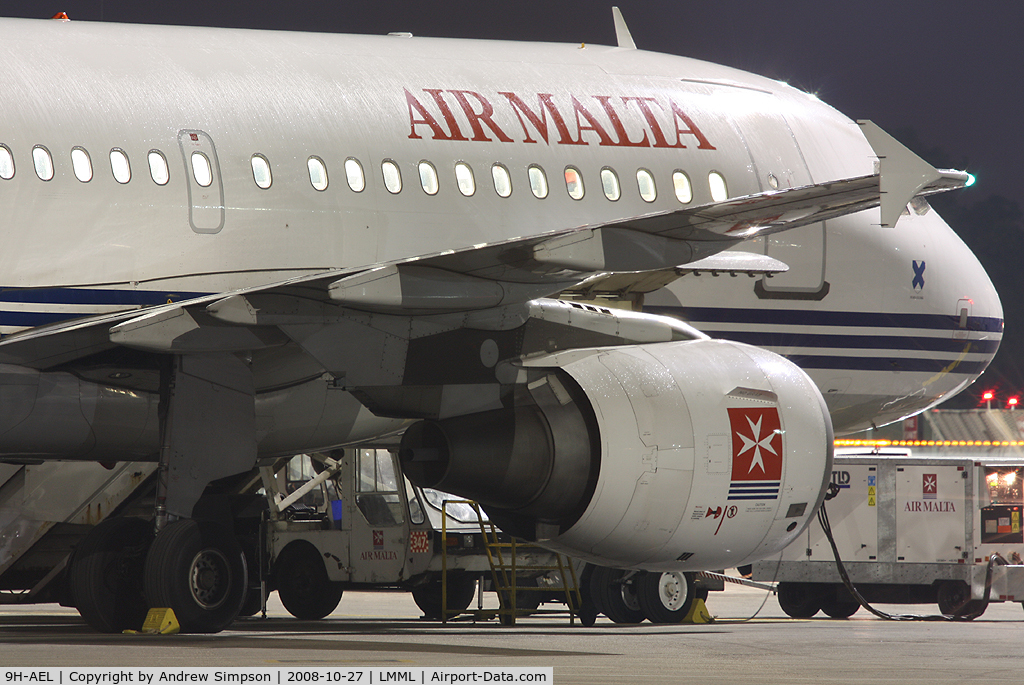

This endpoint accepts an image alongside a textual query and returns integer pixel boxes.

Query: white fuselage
[0,19,1001,442]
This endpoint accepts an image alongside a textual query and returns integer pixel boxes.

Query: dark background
[3,0,1022,406]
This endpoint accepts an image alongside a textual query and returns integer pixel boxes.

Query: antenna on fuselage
[612,7,636,49]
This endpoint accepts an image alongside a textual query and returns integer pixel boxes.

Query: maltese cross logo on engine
[727,407,783,501]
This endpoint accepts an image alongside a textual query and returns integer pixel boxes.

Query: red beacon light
[983,390,996,409]
[1008,397,1019,410]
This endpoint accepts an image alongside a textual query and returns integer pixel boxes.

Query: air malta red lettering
[404,88,716,150]
[904,501,956,513]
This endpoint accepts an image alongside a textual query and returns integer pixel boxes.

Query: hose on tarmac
[817,482,1003,622]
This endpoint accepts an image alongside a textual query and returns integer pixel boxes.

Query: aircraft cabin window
[636,168,656,202]
[191,152,213,188]
[491,163,512,198]
[148,151,170,186]
[32,146,54,181]
[251,154,272,189]
[673,170,693,204]
[345,158,365,192]
[600,168,620,201]
[418,160,439,195]
[71,148,93,183]
[109,149,131,184]
[564,166,584,200]
[0,145,14,180]
[307,156,328,191]
[709,171,728,202]
[528,165,548,199]
[455,162,475,197]
[382,160,402,194]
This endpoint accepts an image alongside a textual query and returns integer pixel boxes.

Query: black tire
[777,582,821,618]
[937,580,986,619]
[637,571,696,624]
[236,588,264,618]
[70,517,153,633]
[513,578,543,615]
[276,542,343,620]
[820,596,860,619]
[590,566,645,624]
[143,519,247,634]
[412,574,476,619]
[577,565,598,627]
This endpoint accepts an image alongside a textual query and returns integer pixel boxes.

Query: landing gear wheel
[143,519,247,633]
[276,543,343,620]
[637,571,696,624]
[70,517,153,633]
[777,582,821,618]
[937,580,986,619]
[590,566,645,624]
[412,574,476,620]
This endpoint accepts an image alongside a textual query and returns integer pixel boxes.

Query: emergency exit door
[178,129,225,234]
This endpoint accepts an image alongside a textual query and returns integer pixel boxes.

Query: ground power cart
[753,449,1024,618]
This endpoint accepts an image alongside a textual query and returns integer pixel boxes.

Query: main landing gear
[586,566,708,624]
[69,516,250,633]
[70,354,259,634]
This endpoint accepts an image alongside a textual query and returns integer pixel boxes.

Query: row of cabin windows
[0,143,173,186]
[377,160,729,204]
[0,143,730,204]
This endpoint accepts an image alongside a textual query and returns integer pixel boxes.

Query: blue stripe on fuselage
[646,305,1001,376]
[648,305,1003,334]
[0,287,210,331]
[0,287,204,306]
[693,329,1000,355]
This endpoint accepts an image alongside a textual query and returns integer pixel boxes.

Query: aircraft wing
[0,120,967,372]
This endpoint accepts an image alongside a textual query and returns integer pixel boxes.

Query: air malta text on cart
[754,449,1024,619]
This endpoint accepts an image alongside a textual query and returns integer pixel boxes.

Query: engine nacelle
[400,339,833,571]
[0,364,160,460]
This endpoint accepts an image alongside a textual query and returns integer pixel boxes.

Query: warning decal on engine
[727,406,782,501]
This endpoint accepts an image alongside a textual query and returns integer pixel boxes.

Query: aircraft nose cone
[929,207,1004,381]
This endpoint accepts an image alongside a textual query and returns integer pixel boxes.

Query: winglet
[858,120,969,227]
[612,7,636,49]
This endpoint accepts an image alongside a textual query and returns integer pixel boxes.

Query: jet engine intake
[401,339,833,571]
[400,372,599,526]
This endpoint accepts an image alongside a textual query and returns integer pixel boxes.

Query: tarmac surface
[2,580,1023,684]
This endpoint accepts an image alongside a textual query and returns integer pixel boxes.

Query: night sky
[3,0,1019,205]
